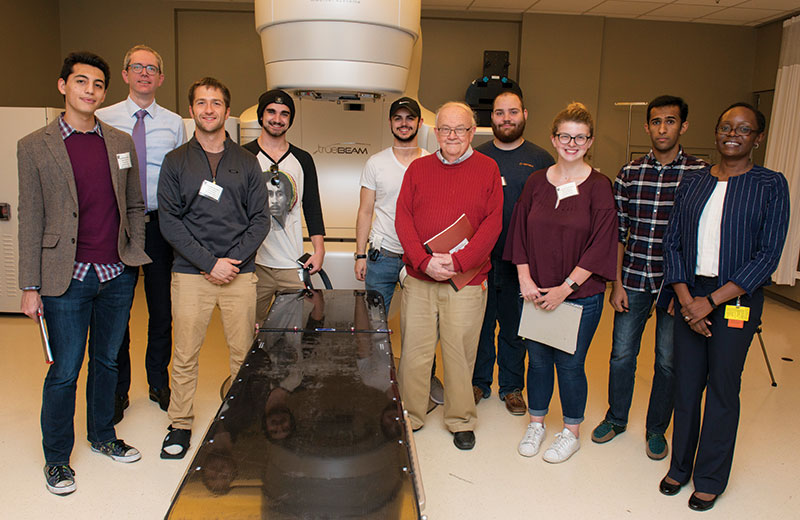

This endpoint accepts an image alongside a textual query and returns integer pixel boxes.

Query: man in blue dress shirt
[97,45,187,422]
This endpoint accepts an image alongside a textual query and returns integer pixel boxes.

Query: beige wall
[56,1,256,115]
[422,13,762,177]
[174,9,265,118]
[518,14,605,164]
[419,16,521,113]
[0,0,63,107]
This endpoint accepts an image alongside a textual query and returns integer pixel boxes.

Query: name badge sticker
[199,179,223,202]
[555,182,579,208]
[116,152,132,170]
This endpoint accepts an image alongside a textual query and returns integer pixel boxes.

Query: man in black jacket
[243,90,325,324]
[157,77,269,459]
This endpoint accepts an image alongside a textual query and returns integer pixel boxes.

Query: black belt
[144,211,158,223]
[369,247,402,259]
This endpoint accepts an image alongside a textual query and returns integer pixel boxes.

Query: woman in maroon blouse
[504,102,617,463]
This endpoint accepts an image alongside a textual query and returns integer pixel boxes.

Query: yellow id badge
[724,305,750,322]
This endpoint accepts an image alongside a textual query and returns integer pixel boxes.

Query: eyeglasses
[716,124,754,136]
[435,126,472,137]
[269,164,281,187]
[128,63,160,75]
[555,133,591,146]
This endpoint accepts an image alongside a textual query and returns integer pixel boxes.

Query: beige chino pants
[398,276,487,432]
[168,272,257,429]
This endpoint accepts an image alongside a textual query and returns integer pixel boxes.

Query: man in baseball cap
[243,90,325,324]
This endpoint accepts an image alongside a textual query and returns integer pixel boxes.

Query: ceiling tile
[637,15,695,21]
[471,0,536,9]
[588,0,664,16]
[672,0,745,6]
[422,0,473,8]
[699,6,783,21]
[643,4,724,18]
[524,0,605,13]
[731,0,800,8]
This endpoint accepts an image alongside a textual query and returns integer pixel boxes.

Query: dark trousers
[472,258,526,398]
[116,215,174,395]
[668,276,763,495]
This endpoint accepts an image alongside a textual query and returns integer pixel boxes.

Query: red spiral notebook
[423,213,488,291]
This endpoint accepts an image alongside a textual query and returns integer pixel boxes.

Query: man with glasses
[97,45,187,423]
[354,97,443,405]
[472,92,554,415]
[395,102,502,450]
[244,90,325,325]
[592,95,706,460]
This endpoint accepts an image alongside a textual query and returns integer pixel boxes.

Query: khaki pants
[168,272,257,429]
[398,276,487,432]
[255,264,305,325]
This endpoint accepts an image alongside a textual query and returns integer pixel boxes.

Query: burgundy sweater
[395,151,503,285]
[64,132,121,264]
[504,169,617,299]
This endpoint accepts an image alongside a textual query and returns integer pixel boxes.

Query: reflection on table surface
[166,289,423,520]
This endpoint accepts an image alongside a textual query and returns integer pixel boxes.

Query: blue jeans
[364,249,404,313]
[605,288,675,434]
[525,293,603,425]
[473,259,525,398]
[41,267,137,465]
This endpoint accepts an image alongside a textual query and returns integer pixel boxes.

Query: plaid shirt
[614,147,707,293]
[59,114,125,283]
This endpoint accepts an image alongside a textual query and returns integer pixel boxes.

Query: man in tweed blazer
[17,52,150,496]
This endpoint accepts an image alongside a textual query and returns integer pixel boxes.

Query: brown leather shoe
[502,390,527,416]
[472,385,485,405]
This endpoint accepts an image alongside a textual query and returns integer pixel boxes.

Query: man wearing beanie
[244,90,325,324]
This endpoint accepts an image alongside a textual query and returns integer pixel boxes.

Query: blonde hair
[123,44,163,73]
[552,102,594,137]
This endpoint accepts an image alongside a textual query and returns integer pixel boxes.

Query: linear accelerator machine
[167,3,434,518]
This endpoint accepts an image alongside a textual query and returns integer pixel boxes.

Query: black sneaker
[91,439,141,463]
[44,464,76,496]
[149,386,170,412]
[113,394,129,425]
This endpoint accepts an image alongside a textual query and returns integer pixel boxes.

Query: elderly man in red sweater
[395,101,503,450]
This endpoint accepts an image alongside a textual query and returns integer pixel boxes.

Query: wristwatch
[354,253,367,260]
[565,276,580,292]
[706,294,718,310]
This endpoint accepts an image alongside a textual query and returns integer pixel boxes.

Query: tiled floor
[1,284,798,519]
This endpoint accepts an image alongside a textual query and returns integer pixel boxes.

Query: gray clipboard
[518,300,583,354]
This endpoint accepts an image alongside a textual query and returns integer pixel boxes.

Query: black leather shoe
[659,476,683,496]
[149,386,171,412]
[453,431,475,450]
[688,492,718,511]
[113,394,129,425]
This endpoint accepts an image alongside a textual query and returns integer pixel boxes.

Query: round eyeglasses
[716,124,754,136]
[128,63,160,75]
[554,133,590,146]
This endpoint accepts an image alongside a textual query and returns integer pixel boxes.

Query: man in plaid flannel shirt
[592,95,707,460]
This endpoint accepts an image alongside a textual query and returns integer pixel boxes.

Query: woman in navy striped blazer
[658,103,790,511]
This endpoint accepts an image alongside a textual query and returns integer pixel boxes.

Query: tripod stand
[755,325,777,387]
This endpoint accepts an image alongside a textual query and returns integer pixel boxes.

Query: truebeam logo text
[314,143,370,155]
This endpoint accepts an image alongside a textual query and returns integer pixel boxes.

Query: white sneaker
[518,422,546,457]
[543,428,580,463]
